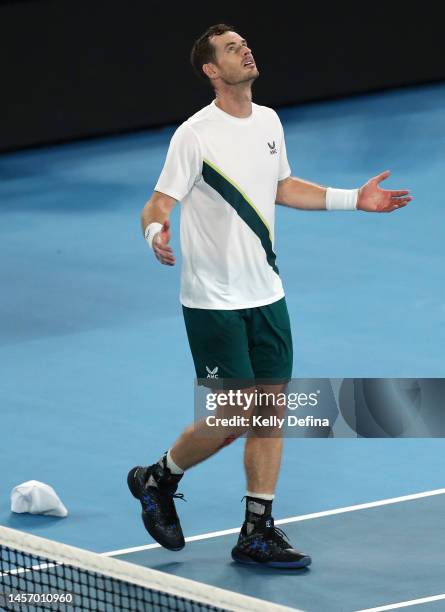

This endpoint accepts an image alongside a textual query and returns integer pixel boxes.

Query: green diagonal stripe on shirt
[202,158,279,275]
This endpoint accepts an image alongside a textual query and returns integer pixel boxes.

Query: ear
[202,62,218,80]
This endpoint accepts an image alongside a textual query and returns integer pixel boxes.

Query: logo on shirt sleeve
[267,141,277,155]
[206,366,219,378]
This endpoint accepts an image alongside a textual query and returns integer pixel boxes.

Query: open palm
[358,171,412,213]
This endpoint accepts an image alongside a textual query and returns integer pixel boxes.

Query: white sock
[246,491,275,501]
[161,449,184,475]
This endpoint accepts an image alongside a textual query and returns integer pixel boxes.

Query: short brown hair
[190,23,236,82]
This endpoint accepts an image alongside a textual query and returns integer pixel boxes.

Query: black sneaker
[127,462,185,551]
[231,516,311,569]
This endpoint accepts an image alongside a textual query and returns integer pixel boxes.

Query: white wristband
[325,187,359,211]
[144,222,163,249]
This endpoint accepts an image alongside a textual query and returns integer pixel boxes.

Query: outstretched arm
[141,191,177,266]
[276,170,412,212]
[276,176,327,210]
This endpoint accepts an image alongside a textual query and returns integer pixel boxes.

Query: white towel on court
[10,480,68,517]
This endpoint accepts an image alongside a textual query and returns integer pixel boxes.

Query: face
[205,31,259,86]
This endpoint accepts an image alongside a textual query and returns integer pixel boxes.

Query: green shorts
[182,297,293,385]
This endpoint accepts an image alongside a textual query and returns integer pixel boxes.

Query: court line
[356,592,445,611]
[102,487,445,557]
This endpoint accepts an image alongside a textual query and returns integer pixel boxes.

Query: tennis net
[0,526,296,611]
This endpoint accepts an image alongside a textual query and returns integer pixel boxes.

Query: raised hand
[357,171,412,213]
[153,220,176,266]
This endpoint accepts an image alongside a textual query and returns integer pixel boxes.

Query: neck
[214,85,253,118]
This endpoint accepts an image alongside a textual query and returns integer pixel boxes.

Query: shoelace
[265,525,291,549]
[160,491,186,521]
[172,492,186,502]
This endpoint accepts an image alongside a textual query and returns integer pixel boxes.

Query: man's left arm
[276,170,412,213]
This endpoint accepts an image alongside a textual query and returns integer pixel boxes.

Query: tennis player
[128,24,411,568]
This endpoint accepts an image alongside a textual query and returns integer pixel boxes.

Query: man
[127,24,411,568]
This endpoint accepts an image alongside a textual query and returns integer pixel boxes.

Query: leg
[244,437,283,493]
[231,299,311,568]
[170,420,234,470]
[243,386,285,495]
[232,383,311,569]
[243,297,294,496]
[170,386,256,470]
[171,305,256,470]
[128,306,255,550]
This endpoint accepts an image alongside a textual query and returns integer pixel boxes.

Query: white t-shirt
[155,100,291,309]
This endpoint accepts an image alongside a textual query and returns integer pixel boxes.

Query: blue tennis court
[1,82,445,611]
[115,490,445,611]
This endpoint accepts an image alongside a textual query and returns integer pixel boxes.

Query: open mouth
[243,59,255,68]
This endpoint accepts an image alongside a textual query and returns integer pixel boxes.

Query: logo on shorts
[267,141,277,155]
[206,366,219,378]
